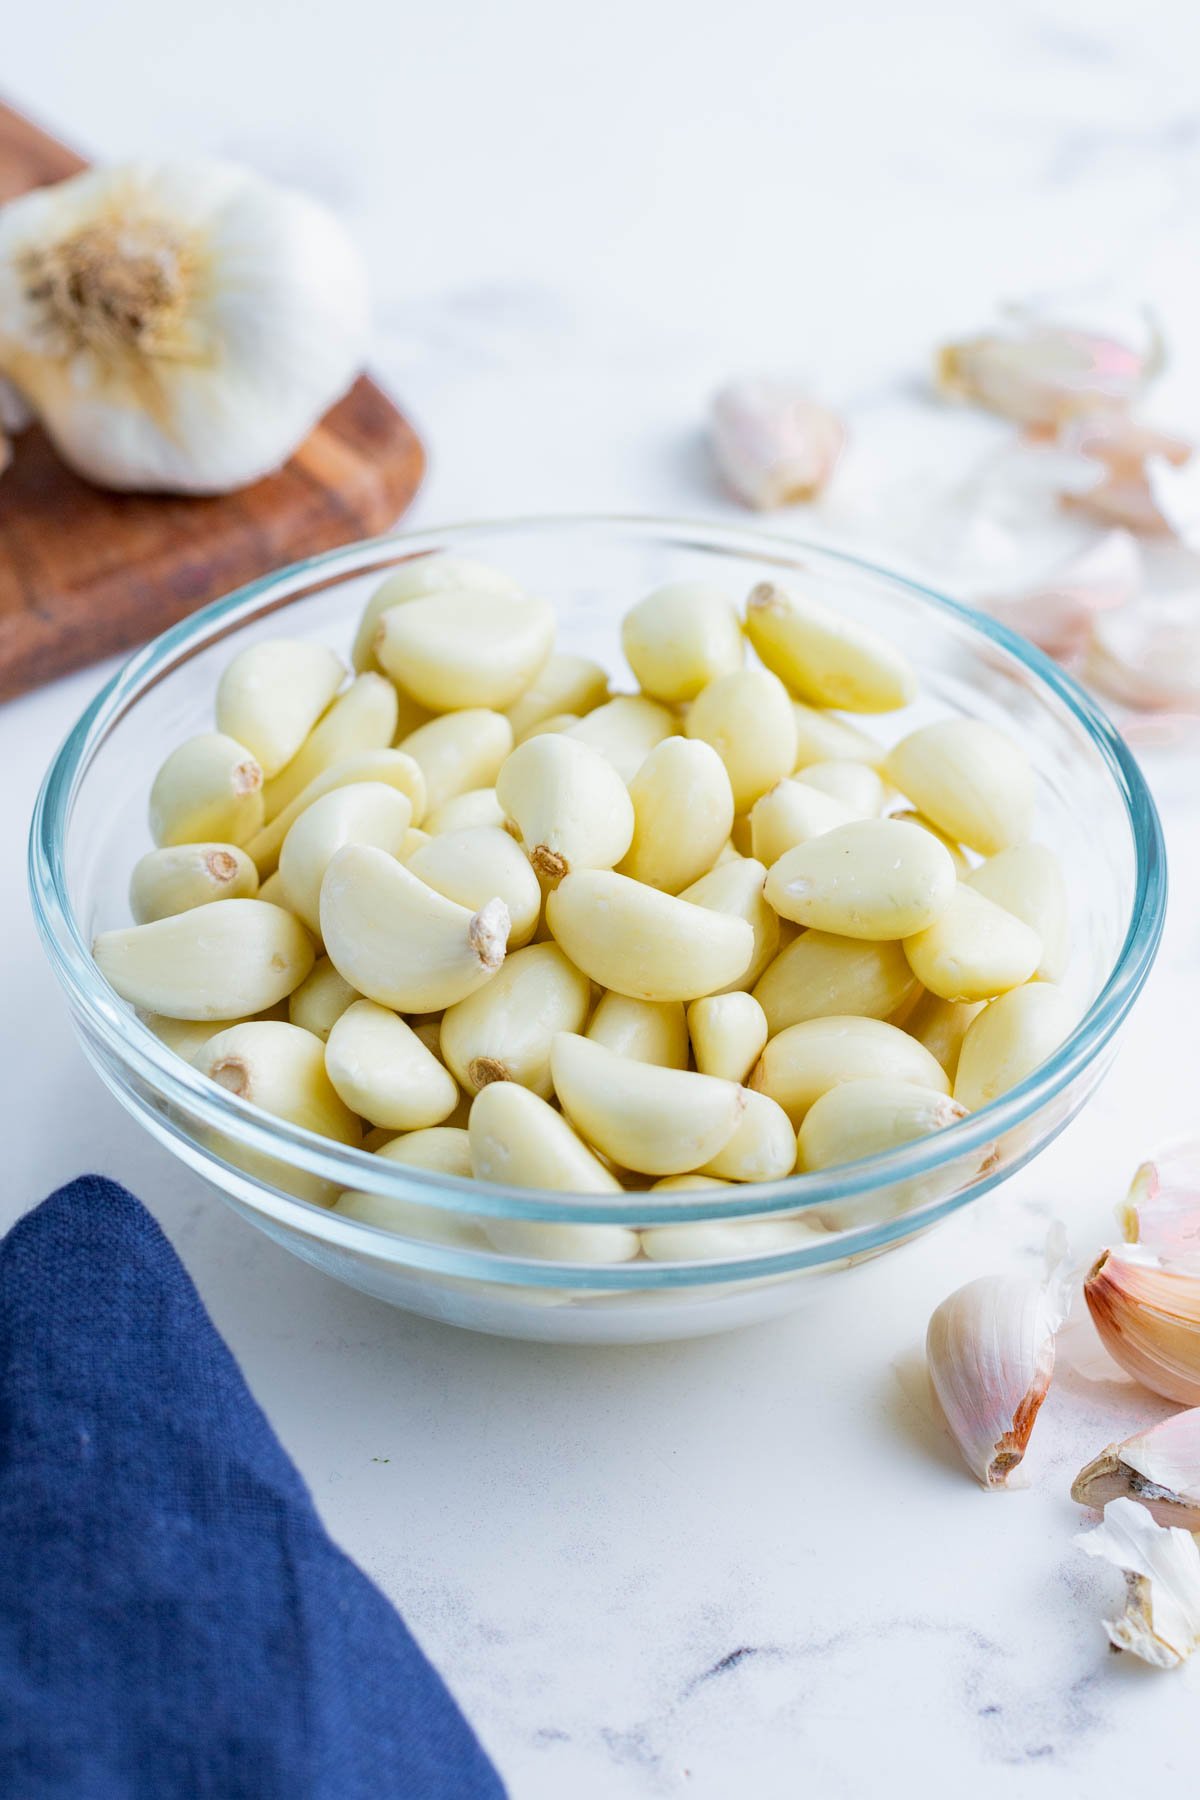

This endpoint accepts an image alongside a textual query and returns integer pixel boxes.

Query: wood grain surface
[0,101,425,699]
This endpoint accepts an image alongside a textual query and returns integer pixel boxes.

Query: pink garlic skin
[1122,1146,1200,1261]
[936,319,1162,430]
[982,531,1138,663]
[711,378,845,511]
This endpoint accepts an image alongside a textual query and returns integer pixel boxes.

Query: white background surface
[6,2,1200,1793]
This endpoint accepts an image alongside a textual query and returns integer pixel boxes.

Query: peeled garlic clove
[745,580,917,713]
[749,779,858,866]
[753,931,916,1035]
[1075,1497,1200,1668]
[366,1126,475,1180]
[551,1032,745,1176]
[710,377,846,510]
[902,990,985,1082]
[1121,1142,1200,1260]
[129,842,258,924]
[261,672,398,821]
[620,581,744,703]
[406,825,542,948]
[765,819,956,940]
[149,732,264,848]
[886,721,1034,857]
[140,1011,264,1062]
[618,738,734,893]
[585,993,690,1069]
[685,668,798,812]
[953,982,1075,1111]
[1073,1410,1200,1530]
[320,844,509,1012]
[797,759,886,817]
[352,555,523,674]
[468,1079,622,1193]
[751,1014,949,1127]
[497,734,634,884]
[936,314,1163,427]
[336,1183,485,1248]
[679,857,780,994]
[325,999,459,1130]
[687,992,768,1084]
[1084,1247,1200,1405]
[966,844,1070,982]
[641,1217,824,1261]
[564,695,677,783]
[440,942,591,1098]
[278,781,412,935]
[288,955,359,1040]
[926,1262,1068,1488]
[546,871,753,1002]
[699,1089,796,1182]
[423,789,506,835]
[196,1020,360,1144]
[398,828,432,861]
[797,1077,967,1172]
[94,899,314,1020]
[215,640,345,779]
[505,651,611,740]
[903,885,1042,1004]
[888,810,970,875]
[791,701,884,771]
[375,587,554,711]
[399,709,513,816]
[245,747,427,876]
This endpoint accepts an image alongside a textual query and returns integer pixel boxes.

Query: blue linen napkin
[0,1176,506,1800]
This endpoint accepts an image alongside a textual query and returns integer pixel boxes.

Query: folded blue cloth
[0,1176,505,1799]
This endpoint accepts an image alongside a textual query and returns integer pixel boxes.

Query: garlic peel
[1084,1246,1200,1404]
[1075,1497,1200,1668]
[1072,1409,1200,1531]
[1121,1140,1200,1261]
[0,160,368,493]
[710,377,846,510]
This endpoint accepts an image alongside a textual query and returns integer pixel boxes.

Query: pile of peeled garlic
[926,1141,1200,1670]
[92,554,1078,1266]
[0,160,367,492]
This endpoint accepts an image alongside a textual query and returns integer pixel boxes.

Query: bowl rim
[29,514,1167,1278]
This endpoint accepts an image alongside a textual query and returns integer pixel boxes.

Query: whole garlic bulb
[0,160,369,493]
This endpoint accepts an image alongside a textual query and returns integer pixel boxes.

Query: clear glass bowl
[30,517,1166,1343]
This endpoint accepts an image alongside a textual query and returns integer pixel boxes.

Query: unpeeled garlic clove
[195,1020,361,1145]
[564,694,677,783]
[935,313,1164,428]
[352,556,523,674]
[546,871,753,1003]
[752,1015,949,1128]
[467,1079,622,1195]
[698,1088,797,1183]
[277,781,412,934]
[149,732,265,848]
[496,734,634,885]
[753,931,916,1035]
[585,992,690,1069]
[798,1078,967,1173]
[129,842,258,924]
[903,884,1042,1004]
[375,587,554,712]
[685,668,798,812]
[1072,1409,1200,1530]
[1084,1246,1200,1405]
[245,747,427,876]
[620,581,744,704]
[745,580,917,714]
[406,825,542,947]
[94,899,314,1020]
[687,991,768,1084]
[261,672,399,821]
[505,651,611,740]
[215,639,345,778]
[1075,1496,1200,1668]
[710,377,846,510]
[885,720,1034,858]
[1121,1141,1200,1260]
[320,844,509,1012]
[324,999,459,1130]
[679,857,780,994]
[550,1032,746,1176]
[399,709,513,816]
[926,1259,1068,1488]
[764,819,957,940]
[617,737,734,893]
[440,942,591,1098]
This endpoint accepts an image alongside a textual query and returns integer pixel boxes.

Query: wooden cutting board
[0,103,425,700]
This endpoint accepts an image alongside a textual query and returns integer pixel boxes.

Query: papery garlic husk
[1072,1409,1200,1530]
[0,160,368,493]
[1085,1245,1200,1403]
[926,1249,1069,1488]
[1075,1496,1200,1668]
[936,310,1164,429]
[710,376,846,510]
[1121,1140,1200,1260]
[981,531,1140,662]
[1084,593,1200,714]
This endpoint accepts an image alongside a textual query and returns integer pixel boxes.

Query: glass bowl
[30,517,1166,1343]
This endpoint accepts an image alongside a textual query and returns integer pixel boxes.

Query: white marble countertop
[6,3,1200,1792]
